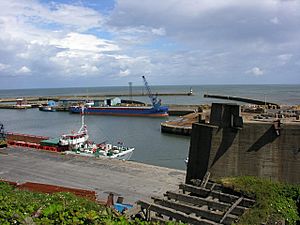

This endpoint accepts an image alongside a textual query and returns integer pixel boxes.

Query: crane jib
[142,75,161,108]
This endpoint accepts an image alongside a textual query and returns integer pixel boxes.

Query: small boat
[15,98,32,109]
[59,106,134,160]
[39,100,57,112]
[39,106,56,112]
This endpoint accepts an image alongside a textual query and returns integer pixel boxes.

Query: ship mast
[78,105,87,134]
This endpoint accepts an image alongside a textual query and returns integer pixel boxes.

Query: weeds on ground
[220,176,300,225]
[0,182,180,224]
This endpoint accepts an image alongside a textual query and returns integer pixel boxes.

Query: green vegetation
[220,176,300,225]
[0,182,169,225]
[2,177,299,224]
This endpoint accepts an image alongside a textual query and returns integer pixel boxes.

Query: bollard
[106,193,114,207]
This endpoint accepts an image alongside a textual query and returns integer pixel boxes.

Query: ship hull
[108,148,134,160]
[69,106,169,117]
[65,148,134,161]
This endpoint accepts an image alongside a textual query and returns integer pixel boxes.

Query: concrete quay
[0,147,185,204]
[161,112,201,136]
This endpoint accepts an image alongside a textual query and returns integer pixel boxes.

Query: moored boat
[69,105,168,117]
[39,106,56,112]
[60,107,134,160]
[39,100,57,112]
[65,143,134,160]
[69,76,169,117]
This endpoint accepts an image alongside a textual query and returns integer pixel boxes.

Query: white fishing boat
[39,106,56,112]
[59,106,134,160]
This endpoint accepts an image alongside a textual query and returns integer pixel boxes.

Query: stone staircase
[135,178,255,224]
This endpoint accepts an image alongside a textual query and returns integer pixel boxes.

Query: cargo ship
[69,105,168,117]
[69,76,169,117]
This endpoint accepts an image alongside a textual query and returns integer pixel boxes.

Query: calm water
[0,108,191,170]
[0,85,299,170]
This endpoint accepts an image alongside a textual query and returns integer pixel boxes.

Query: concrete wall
[186,104,300,184]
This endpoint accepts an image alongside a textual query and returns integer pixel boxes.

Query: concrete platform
[0,147,185,204]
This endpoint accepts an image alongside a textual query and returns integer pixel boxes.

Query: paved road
[0,147,185,204]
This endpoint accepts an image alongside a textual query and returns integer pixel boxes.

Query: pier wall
[186,103,300,184]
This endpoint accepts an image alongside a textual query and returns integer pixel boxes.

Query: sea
[0,84,299,170]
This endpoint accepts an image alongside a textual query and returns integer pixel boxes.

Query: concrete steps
[136,179,255,224]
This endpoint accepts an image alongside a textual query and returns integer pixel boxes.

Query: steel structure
[142,75,161,109]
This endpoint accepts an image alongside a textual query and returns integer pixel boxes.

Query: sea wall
[186,103,300,184]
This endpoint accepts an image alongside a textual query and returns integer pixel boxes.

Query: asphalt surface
[0,147,185,204]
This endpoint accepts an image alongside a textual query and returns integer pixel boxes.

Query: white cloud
[0,63,10,71]
[0,0,300,87]
[50,32,120,54]
[17,66,31,74]
[277,53,293,66]
[277,54,292,61]
[119,69,131,77]
[110,0,300,46]
[0,1,104,32]
[81,64,99,73]
[151,27,166,36]
[44,3,104,31]
[270,17,279,24]
[246,67,264,76]
[0,1,124,80]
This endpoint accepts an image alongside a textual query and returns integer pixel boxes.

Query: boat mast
[78,105,86,134]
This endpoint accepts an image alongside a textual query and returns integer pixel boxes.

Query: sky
[0,0,299,89]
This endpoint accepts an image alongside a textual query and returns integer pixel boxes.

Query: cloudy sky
[0,0,299,89]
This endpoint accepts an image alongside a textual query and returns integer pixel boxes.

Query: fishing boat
[60,107,134,160]
[69,76,169,117]
[39,100,57,112]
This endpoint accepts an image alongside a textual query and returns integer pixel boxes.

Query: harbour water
[0,108,190,170]
[0,85,299,170]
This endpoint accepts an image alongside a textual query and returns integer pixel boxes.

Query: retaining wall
[186,103,300,184]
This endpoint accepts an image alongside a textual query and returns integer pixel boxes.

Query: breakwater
[204,93,280,108]
[0,92,192,103]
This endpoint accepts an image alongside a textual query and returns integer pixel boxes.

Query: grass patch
[219,176,300,224]
[0,181,176,224]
